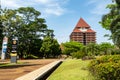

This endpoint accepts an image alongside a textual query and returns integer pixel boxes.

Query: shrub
[71,51,95,60]
[111,49,120,55]
[88,55,120,80]
[82,56,95,60]
[71,51,85,59]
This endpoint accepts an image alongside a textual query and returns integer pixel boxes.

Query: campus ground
[0,59,58,80]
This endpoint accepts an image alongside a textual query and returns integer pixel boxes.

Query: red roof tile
[73,29,81,32]
[86,29,96,33]
[75,18,90,28]
[73,29,95,33]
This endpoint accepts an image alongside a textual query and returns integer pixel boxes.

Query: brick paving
[0,59,58,80]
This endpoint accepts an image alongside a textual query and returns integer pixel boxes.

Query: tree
[100,0,120,48]
[16,7,48,58]
[51,39,61,57]
[0,22,3,49]
[62,41,83,56]
[0,8,3,49]
[25,39,43,57]
[40,37,61,58]
[1,7,51,58]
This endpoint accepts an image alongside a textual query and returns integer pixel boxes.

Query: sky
[1,0,113,44]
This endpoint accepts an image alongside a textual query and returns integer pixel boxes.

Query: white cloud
[2,0,21,8]
[45,7,64,16]
[86,0,98,5]
[90,4,108,15]
[37,0,68,16]
[34,0,50,4]
[32,0,68,16]
[2,0,68,16]
[87,0,112,15]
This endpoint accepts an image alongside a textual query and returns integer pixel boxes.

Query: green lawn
[48,59,94,80]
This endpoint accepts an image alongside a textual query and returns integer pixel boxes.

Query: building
[70,18,96,45]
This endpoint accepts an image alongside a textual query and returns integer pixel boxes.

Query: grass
[48,59,95,80]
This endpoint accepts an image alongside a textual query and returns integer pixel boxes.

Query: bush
[71,51,95,60]
[111,49,120,55]
[88,55,120,80]
[71,51,85,59]
[82,56,95,60]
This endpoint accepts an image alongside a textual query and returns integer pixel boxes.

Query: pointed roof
[75,18,90,28]
[71,18,95,33]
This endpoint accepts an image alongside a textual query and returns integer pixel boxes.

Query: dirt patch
[0,59,58,80]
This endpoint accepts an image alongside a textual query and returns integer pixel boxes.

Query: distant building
[70,18,96,45]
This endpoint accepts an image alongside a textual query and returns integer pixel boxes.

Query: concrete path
[0,59,58,80]
[15,60,62,80]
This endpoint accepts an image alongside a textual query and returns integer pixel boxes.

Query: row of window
[73,39,95,42]
[71,34,95,36]
[71,36,96,38]
[72,32,95,35]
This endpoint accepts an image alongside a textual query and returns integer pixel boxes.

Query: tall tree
[51,39,61,57]
[100,0,120,48]
[1,7,51,58]
[16,7,48,58]
[40,37,61,58]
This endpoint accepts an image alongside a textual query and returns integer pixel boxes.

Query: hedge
[88,55,120,80]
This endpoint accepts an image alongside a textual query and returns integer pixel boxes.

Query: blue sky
[2,0,113,44]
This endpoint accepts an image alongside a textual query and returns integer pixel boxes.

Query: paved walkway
[15,60,62,80]
[0,59,58,80]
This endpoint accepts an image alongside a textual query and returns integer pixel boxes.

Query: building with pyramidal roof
[70,18,96,45]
